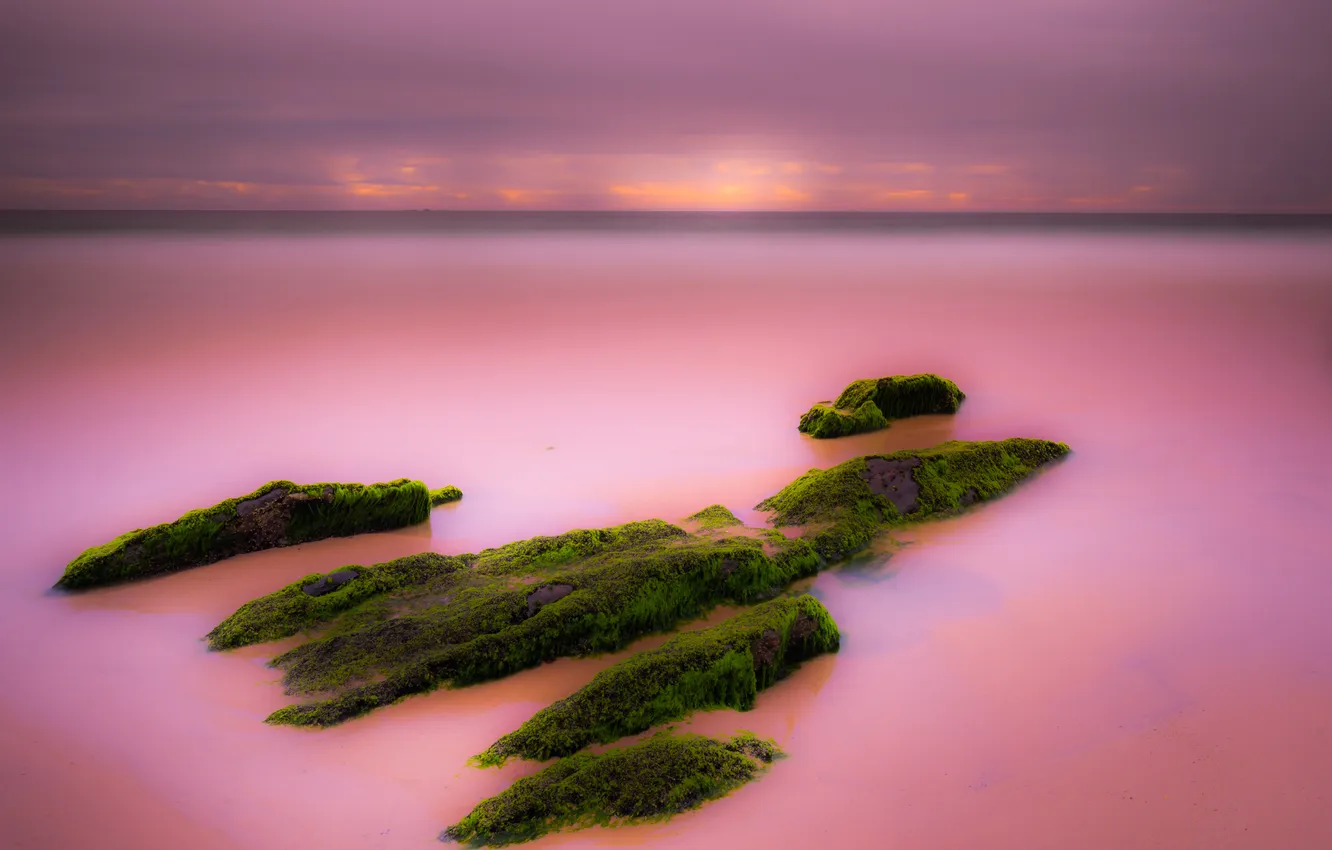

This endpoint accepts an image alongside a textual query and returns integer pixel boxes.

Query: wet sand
[1,231,1331,848]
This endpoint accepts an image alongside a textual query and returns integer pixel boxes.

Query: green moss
[477,594,838,765]
[442,732,781,846]
[757,438,1071,560]
[797,399,890,438]
[205,552,469,650]
[263,531,822,727]
[55,479,431,590]
[685,504,744,529]
[797,373,965,438]
[430,486,464,507]
[469,520,686,575]
[215,439,1066,729]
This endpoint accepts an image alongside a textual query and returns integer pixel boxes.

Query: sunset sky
[3,0,1330,211]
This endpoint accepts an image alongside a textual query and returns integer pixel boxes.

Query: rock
[861,457,922,514]
[526,583,574,615]
[302,569,359,597]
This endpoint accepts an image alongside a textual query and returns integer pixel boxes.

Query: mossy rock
[55,479,435,590]
[209,438,1068,727]
[261,528,824,727]
[208,519,693,654]
[206,552,470,650]
[429,486,464,507]
[758,437,1070,559]
[477,594,839,765]
[442,732,781,846]
[798,373,965,438]
[685,504,744,529]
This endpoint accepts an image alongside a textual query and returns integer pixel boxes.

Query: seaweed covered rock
[469,519,687,574]
[477,594,839,765]
[798,373,965,438]
[442,732,780,846]
[685,504,744,530]
[757,438,1070,559]
[214,438,1067,729]
[429,486,464,507]
[261,526,823,727]
[206,552,469,649]
[55,479,436,590]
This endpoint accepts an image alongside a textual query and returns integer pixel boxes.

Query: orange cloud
[714,159,771,176]
[608,181,820,208]
[774,185,811,203]
[348,182,441,197]
[497,187,561,204]
[870,162,934,175]
[881,189,934,201]
[190,180,257,194]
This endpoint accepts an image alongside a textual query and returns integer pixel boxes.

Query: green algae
[685,504,744,529]
[430,486,464,507]
[797,373,965,438]
[469,520,687,575]
[205,552,470,650]
[758,437,1071,559]
[206,520,691,655]
[798,397,890,439]
[476,594,838,765]
[442,732,780,846]
[55,479,433,590]
[200,438,1068,727]
[263,530,823,727]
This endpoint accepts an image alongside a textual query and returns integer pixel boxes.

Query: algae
[758,437,1070,559]
[430,486,464,507]
[204,438,1067,727]
[263,529,823,727]
[442,732,780,846]
[477,594,838,765]
[798,373,965,438]
[206,552,469,650]
[685,504,744,529]
[55,479,434,590]
[206,520,694,658]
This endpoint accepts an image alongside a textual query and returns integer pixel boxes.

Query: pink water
[2,230,1331,849]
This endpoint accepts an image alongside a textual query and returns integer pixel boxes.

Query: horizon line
[4,208,1332,216]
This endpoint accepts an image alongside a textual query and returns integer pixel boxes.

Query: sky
[2,0,1330,211]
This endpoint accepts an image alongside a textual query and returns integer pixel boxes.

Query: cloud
[0,1,1328,210]
[870,162,935,175]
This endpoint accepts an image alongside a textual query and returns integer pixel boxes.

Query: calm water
[2,227,1331,850]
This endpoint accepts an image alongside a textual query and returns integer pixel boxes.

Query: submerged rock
[55,479,441,590]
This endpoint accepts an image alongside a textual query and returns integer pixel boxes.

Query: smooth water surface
[2,227,1331,849]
